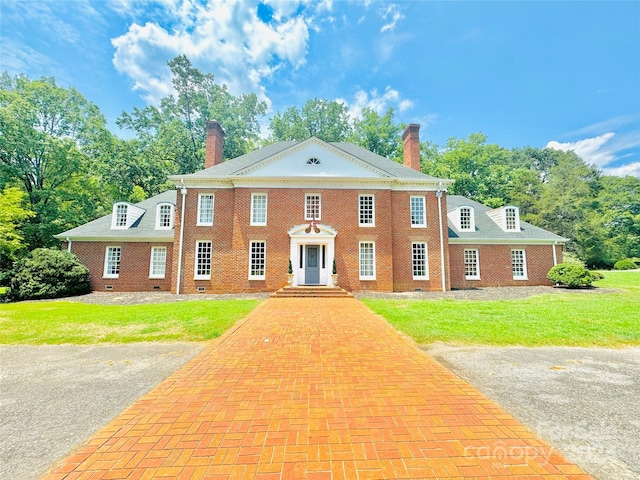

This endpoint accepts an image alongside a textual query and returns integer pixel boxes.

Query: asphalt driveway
[0,343,205,480]
[428,344,640,480]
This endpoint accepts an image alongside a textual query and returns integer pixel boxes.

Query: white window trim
[459,206,475,231]
[412,242,429,280]
[304,194,321,221]
[358,194,375,227]
[194,240,212,280]
[512,249,528,280]
[149,246,167,279]
[197,194,215,226]
[103,246,121,279]
[464,248,481,280]
[248,240,267,280]
[504,206,520,231]
[250,193,268,226]
[410,195,427,228]
[112,203,128,229]
[359,241,376,280]
[156,203,174,230]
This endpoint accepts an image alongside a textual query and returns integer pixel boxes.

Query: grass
[363,270,640,347]
[0,299,260,345]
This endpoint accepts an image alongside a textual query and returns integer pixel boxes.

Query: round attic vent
[306,157,321,165]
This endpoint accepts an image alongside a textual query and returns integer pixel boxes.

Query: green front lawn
[363,271,640,347]
[0,299,261,344]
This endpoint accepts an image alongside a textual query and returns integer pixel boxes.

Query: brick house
[56,122,566,293]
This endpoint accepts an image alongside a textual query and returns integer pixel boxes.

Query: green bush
[613,258,638,270]
[547,263,597,288]
[9,249,91,301]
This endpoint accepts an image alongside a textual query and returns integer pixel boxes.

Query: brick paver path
[43,298,592,479]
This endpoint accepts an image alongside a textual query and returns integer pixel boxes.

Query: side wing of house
[446,196,567,288]
[55,191,177,292]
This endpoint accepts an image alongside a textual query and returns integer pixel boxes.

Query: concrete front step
[271,286,353,298]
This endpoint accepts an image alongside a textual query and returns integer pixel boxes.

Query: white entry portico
[288,223,337,287]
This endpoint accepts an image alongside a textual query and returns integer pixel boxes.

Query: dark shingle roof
[447,195,567,243]
[55,190,176,241]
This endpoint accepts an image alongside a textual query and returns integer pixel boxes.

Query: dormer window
[505,207,518,231]
[111,202,145,230]
[306,157,321,165]
[487,205,521,232]
[156,203,174,229]
[447,205,475,231]
[114,204,128,228]
[459,207,474,231]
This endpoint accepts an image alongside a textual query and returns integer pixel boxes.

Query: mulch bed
[49,286,619,305]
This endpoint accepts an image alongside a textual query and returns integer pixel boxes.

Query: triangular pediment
[235,138,389,179]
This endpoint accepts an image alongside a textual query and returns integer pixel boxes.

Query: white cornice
[172,176,451,191]
[448,237,567,245]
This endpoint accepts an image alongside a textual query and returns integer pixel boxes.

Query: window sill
[194,276,211,281]
[411,225,427,229]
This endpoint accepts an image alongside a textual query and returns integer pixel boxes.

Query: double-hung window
[459,207,473,231]
[197,194,214,226]
[464,249,480,280]
[505,207,518,231]
[305,194,321,220]
[511,249,528,280]
[251,193,267,226]
[410,196,426,228]
[249,241,266,280]
[114,204,128,228]
[359,195,375,226]
[149,246,167,278]
[412,243,429,279]
[359,242,376,280]
[104,246,121,278]
[156,204,173,229]
[195,241,212,279]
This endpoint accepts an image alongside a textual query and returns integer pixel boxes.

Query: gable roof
[170,137,452,186]
[447,195,568,244]
[55,190,176,242]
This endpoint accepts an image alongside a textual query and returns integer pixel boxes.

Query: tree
[117,55,267,175]
[0,73,111,248]
[349,107,404,160]
[533,150,602,260]
[269,98,352,142]
[0,187,34,283]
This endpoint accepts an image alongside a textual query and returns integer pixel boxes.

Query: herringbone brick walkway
[43,298,592,479]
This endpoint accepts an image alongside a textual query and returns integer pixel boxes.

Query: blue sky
[1,0,639,177]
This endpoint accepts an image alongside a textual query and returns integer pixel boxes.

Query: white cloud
[602,162,640,178]
[546,133,616,168]
[546,130,640,177]
[339,86,415,121]
[110,0,313,105]
[379,4,403,33]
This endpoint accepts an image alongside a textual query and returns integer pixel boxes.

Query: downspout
[66,237,72,253]
[176,180,187,295]
[436,184,447,292]
[552,240,558,266]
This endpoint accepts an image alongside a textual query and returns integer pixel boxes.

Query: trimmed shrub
[9,249,91,301]
[547,263,597,288]
[613,258,638,270]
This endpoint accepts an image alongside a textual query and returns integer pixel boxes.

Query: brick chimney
[205,120,225,169]
[402,123,421,172]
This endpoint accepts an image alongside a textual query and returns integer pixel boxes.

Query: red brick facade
[67,241,173,292]
[448,243,563,288]
[172,187,449,294]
